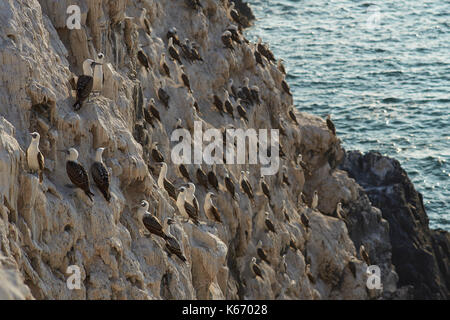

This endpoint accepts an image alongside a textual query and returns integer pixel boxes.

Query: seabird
[186,39,203,62]
[264,212,276,233]
[229,2,242,27]
[165,229,187,262]
[185,0,202,10]
[186,182,200,216]
[179,164,191,181]
[240,171,254,202]
[168,37,182,65]
[250,257,264,279]
[27,132,45,183]
[335,202,345,219]
[183,186,200,225]
[301,212,310,230]
[288,108,299,125]
[224,90,235,119]
[151,142,164,163]
[222,30,234,50]
[157,162,177,200]
[158,79,170,109]
[139,8,151,35]
[277,59,286,74]
[236,99,248,122]
[227,24,242,44]
[260,176,271,202]
[326,114,336,135]
[250,85,260,104]
[256,240,270,265]
[257,38,276,63]
[204,192,222,223]
[73,59,101,110]
[224,171,236,200]
[212,94,225,116]
[137,49,150,70]
[137,200,168,240]
[90,147,111,202]
[359,245,371,266]
[196,165,209,189]
[62,148,94,201]
[166,27,181,47]
[146,98,161,123]
[180,38,193,63]
[92,52,104,94]
[228,79,238,99]
[311,190,319,210]
[179,66,192,93]
[160,53,171,78]
[207,164,219,191]
[254,50,265,68]
[282,166,290,186]
[297,154,308,172]
[176,187,190,220]
[281,79,292,96]
[239,77,252,103]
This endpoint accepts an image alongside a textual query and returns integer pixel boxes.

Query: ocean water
[246,0,450,230]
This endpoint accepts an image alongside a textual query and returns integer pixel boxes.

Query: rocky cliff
[0,0,445,300]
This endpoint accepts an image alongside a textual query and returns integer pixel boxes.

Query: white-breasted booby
[157,162,177,200]
[239,77,252,103]
[360,245,371,266]
[326,114,336,135]
[204,192,222,223]
[90,147,111,202]
[180,38,193,63]
[311,190,318,210]
[27,132,45,183]
[139,8,151,35]
[306,264,316,283]
[265,212,276,233]
[137,200,168,240]
[240,171,254,202]
[229,2,242,27]
[256,240,270,265]
[222,30,234,51]
[250,257,264,279]
[182,186,199,225]
[196,165,208,189]
[186,183,199,214]
[73,59,101,110]
[176,187,190,220]
[62,148,94,201]
[227,24,242,44]
[250,85,260,104]
[151,142,164,163]
[257,38,276,63]
[168,37,182,65]
[277,59,286,74]
[93,52,104,94]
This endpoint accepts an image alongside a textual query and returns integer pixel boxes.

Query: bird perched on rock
[179,66,192,93]
[27,132,45,183]
[196,165,209,189]
[137,49,150,70]
[260,176,271,202]
[311,191,319,210]
[176,187,190,220]
[256,240,270,265]
[204,192,222,223]
[166,27,181,47]
[186,183,200,216]
[301,212,310,230]
[185,0,202,10]
[236,99,248,122]
[90,147,111,202]
[326,114,336,135]
[61,148,94,201]
[254,50,265,68]
[281,79,292,96]
[250,257,264,279]
[265,212,276,233]
[73,58,101,110]
[137,200,168,240]
[168,37,182,65]
[222,30,234,50]
[178,164,191,182]
[139,8,151,35]
[335,202,345,219]
[93,52,104,94]
[288,108,299,125]
[224,171,236,200]
[207,164,219,191]
[227,24,242,44]
[157,162,177,200]
[229,2,243,27]
[160,53,171,78]
[212,94,225,116]
[240,171,254,202]
[277,59,286,74]
[182,186,200,225]
[158,80,170,109]
[360,245,371,266]
[224,90,235,119]
[165,228,187,262]
[257,38,276,63]
[151,142,164,163]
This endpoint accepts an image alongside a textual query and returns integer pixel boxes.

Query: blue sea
[246,0,450,230]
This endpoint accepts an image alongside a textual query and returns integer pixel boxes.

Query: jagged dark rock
[340,150,450,299]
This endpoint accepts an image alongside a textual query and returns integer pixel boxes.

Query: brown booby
[326,114,336,135]
[90,147,111,202]
[212,94,225,116]
[196,165,209,189]
[204,192,222,223]
[359,245,371,266]
[165,229,187,262]
[158,80,170,109]
[224,90,235,119]
[265,212,276,233]
[179,164,191,181]
[257,240,270,265]
[151,142,164,163]
[281,79,292,96]
[250,257,264,279]
[254,50,265,68]
[288,108,299,125]
[73,59,101,111]
[168,37,182,65]
[137,200,168,240]
[160,53,171,78]
[62,148,94,201]
[157,162,177,200]
[225,171,236,200]
[236,99,248,122]
[222,30,234,50]
[311,191,318,210]
[260,176,271,202]
[27,132,45,183]
[137,49,150,70]
[179,66,192,93]
[207,164,219,191]
[139,8,151,35]
[240,171,254,202]
[166,27,181,47]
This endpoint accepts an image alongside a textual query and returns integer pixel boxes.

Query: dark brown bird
[240,171,254,202]
[222,30,234,50]
[256,241,270,265]
[281,79,292,96]
[254,50,265,68]
[137,49,150,70]
[168,37,182,65]
[301,212,310,229]
[204,192,222,223]
[207,166,219,191]
[229,2,243,27]
[236,99,248,122]
[225,172,236,200]
[160,53,171,78]
[288,108,299,125]
[257,38,276,63]
[73,59,100,111]
[326,114,336,135]
[138,200,168,240]
[157,162,177,201]
[166,27,181,47]
[360,245,371,266]
[91,147,111,202]
[151,142,164,163]
[227,24,242,44]
[264,212,276,233]
[148,98,161,122]
[185,0,202,10]
[212,94,225,116]
[250,257,264,279]
[179,164,191,181]
[63,148,94,201]
[166,234,187,262]
[260,176,271,202]
[196,166,209,189]
[180,67,192,93]
[158,81,170,109]
[184,200,200,226]
[224,91,235,119]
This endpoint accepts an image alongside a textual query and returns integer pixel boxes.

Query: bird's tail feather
[73,100,82,111]
[85,190,94,201]
[39,171,43,183]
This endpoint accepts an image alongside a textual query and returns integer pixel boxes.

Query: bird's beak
[57,149,68,154]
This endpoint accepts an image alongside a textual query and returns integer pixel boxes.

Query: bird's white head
[30,132,40,143]
[337,202,342,210]
[150,98,155,104]
[97,52,105,62]
[140,200,149,211]
[67,148,79,161]
[188,182,195,193]
[243,77,249,86]
[265,211,269,218]
[257,240,263,247]
[95,147,105,162]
